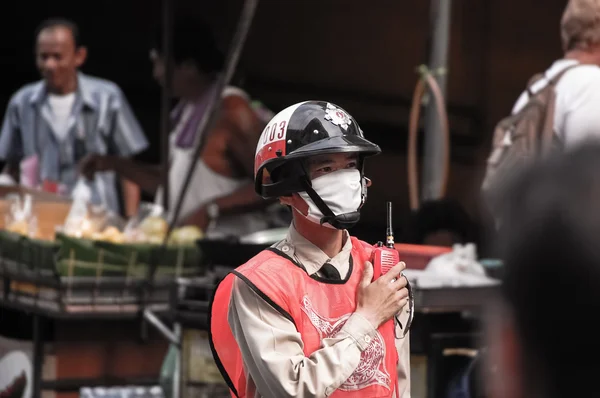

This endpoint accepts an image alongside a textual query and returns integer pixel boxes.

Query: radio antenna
[385,201,394,248]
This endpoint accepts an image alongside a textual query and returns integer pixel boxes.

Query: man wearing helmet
[210,101,411,397]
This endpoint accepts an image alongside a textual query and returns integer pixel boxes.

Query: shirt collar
[29,72,96,110]
[284,223,353,276]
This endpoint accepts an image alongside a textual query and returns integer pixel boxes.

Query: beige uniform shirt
[228,225,411,398]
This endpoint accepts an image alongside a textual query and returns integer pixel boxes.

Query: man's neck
[47,74,78,95]
[293,213,345,259]
[181,76,213,102]
[564,48,600,66]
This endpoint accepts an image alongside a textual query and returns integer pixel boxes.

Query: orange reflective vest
[209,237,399,397]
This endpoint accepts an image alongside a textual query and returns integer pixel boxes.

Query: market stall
[0,1,263,396]
[0,185,206,398]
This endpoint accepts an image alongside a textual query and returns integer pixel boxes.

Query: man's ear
[74,46,88,68]
[280,194,309,216]
[279,195,293,207]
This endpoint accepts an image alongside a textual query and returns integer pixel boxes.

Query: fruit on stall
[168,225,204,245]
[139,216,169,242]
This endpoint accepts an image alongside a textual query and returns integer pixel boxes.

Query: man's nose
[43,58,57,70]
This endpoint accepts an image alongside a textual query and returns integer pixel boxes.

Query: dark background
[0,0,566,243]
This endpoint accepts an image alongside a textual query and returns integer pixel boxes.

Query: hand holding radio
[356,261,409,329]
[369,201,415,337]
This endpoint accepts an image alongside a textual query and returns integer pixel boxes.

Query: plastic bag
[4,193,37,238]
[124,202,168,244]
[61,197,104,239]
[60,195,125,242]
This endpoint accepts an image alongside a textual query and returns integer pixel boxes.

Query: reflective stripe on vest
[208,236,399,397]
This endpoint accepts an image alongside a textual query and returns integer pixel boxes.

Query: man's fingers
[81,165,94,181]
[391,275,409,290]
[79,155,102,180]
[394,287,409,301]
[79,156,93,173]
[397,298,409,309]
[381,261,406,283]
[361,261,374,287]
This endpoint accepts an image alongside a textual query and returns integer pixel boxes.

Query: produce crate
[55,233,202,278]
[0,230,60,276]
[0,230,203,317]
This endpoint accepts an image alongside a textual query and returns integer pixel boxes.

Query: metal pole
[143,309,180,347]
[172,323,182,398]
[32,314,44,398]
[421,0,451,201]
[160,0,174,211]
[165,0,260,237]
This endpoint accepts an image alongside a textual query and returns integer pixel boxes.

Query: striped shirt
[0,72,148,213]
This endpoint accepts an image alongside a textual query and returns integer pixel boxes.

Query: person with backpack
[482,0,600,215]
[209,101,412,397]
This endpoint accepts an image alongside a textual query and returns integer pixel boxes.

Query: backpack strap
[525,63,580,96]
[526,73,544,97]
[539,63,583,153]
[547,63,582,86]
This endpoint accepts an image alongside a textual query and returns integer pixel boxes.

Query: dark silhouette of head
[489,142,600,398]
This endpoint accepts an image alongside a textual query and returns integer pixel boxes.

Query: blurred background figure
[80,18,288,238]
[482,0,600,221]
[487,142,600,398]
[511,0,600,147]
[0,18,148,217]
[401,198,479,247]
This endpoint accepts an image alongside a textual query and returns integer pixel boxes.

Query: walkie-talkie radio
[372,202,400,278]
[371,202,414,337]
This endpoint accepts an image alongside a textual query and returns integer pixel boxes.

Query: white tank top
[47,93,76,142]
[155,87,271,238]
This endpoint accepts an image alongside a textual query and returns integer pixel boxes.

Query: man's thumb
[361,261,374,287]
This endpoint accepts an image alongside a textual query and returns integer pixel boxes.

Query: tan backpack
[481,65,580,210]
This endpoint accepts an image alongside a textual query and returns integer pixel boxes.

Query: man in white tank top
[80,19,288,238]
[511,0,600,148]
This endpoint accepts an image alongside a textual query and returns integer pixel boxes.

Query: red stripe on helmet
[254,139,287,176]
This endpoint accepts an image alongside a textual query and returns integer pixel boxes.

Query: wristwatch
[206,202,220,221]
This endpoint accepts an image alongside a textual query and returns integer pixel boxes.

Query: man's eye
[346,162,357,169]
[317,167,332,173]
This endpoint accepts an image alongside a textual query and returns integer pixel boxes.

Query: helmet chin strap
[299,177,361,230]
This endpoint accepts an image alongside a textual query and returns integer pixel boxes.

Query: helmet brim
[284,134,381,160]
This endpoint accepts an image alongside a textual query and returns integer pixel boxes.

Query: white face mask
[297,168,364,229]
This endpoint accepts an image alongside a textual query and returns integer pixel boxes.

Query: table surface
[414,285,500,313]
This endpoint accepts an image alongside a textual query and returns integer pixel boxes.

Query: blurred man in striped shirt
[0,18,148,216]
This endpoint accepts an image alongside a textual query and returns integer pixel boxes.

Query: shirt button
[364,335,371,344]
[281,245,290,253]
